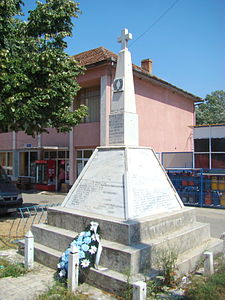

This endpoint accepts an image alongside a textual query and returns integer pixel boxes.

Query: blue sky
[22,0,225,99]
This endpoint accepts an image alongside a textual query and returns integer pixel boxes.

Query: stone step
[18,236,223,297]
[31,220,211,274]
[176,237,223,275]
[31,223,150,274]
[47,206,197,245]
[18,241,145,296]
[148,222,211,266]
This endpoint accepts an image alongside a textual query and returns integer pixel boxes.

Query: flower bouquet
[57,221,101,282]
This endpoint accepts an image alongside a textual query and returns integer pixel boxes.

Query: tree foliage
[0,0,87,136]
[195,90,225,125]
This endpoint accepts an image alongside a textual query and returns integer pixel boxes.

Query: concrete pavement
[0,249,117,300]
[195,207,225,238]
[22,190,66,207]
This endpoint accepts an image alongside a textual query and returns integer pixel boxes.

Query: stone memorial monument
[61,28,183,219]
[26,29,223,296]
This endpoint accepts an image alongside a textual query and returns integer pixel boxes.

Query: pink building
[0,47,201,188]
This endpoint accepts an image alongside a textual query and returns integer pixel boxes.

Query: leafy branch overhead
[0,0,87,136]
[195,90,225,125]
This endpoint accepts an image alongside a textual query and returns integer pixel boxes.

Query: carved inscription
[125,148,182,218]
[109,114,124,144]
[68,179,125,217]
[131,189,176,217]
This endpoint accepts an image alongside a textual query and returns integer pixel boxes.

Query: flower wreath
[57,221,101,282]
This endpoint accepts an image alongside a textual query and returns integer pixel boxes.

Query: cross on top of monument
[117,28,132,50]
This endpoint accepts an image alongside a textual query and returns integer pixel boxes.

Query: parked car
[0,166,23,214]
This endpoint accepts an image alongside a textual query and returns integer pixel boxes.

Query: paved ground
[0,249,55,300]
[22,190,66,207]
[195,207,225,238]
[0,249,118,300]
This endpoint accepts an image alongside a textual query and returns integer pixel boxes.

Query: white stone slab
[63,148,126,219]
[62,147,183,220]
[125,148,183,219]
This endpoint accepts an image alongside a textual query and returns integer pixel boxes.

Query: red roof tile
[72,47,202,102]
[73,46,117,66]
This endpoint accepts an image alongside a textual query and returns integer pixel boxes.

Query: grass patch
[0,257,27,278]
[0,237,17,250]
[35,281,89,300]
[185,262,225,300]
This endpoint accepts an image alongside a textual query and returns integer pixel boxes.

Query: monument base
[19,206,223,296]
[62,146,183,220]
[19,146,223,295]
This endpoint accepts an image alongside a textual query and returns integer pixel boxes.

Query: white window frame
[76,149,95,177]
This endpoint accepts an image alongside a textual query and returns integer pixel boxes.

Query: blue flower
[77,235,84,242]
[79,250,85,259]
[61,253,68,263]
[65,249,70,255]
[64,262,68,271]
[75,240,83,246]
[83,237,92,244]
[85,231,91,237]
[81,244,89,252]
[59,261,65,268]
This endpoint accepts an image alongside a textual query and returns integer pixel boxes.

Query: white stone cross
[117,28,132,50]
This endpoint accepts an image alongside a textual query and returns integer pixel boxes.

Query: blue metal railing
[8,203,60,239]
[167,168,225,209]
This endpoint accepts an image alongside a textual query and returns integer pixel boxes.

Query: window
[19,151,38,177]
[76,87,100,123]
[195,154,209,169]
[50,151,57,159]
[0,152,13,175]
[76,149,94,177]
[211,154,225,168]
[43,150,69,160]
[194,139,209,152]
[211,138,225,152]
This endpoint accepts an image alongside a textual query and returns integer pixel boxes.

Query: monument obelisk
[62,28,183,219]
[109,28,138,146]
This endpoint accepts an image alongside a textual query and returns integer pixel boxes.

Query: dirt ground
[0,190,65,248]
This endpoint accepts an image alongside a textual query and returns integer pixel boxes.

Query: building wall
[16,132,38,148]
[42,129,69,147]
[0,132,13,150]
[74,123,100,148]
[135,77,194,152]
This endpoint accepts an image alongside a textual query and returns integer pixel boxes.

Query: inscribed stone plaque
[64,148,126,219]
[109,114,124,144]
[125,148,182,219]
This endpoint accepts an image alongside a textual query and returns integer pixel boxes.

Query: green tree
[0,0,87,136]
[196,90,225,125]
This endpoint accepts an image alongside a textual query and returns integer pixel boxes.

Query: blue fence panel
[167,169,225,209]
